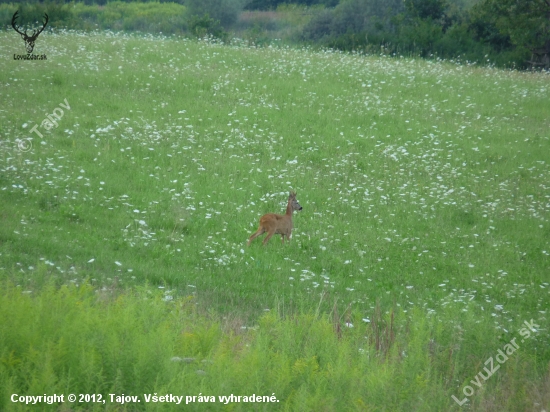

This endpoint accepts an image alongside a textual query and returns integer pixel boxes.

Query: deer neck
[285,201,293,217]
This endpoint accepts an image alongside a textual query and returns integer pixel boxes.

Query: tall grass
[0,29,549,410]
[1,282,548,411]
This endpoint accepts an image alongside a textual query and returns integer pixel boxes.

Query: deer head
[288,191,302,212]
[12,10,49,54]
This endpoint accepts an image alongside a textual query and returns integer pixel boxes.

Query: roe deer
[248,191,302,246]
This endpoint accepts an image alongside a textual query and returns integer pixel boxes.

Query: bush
[301,9,334,41]
[302,0,405,44]
[184,0,245,28]
[397,18,444,57]
[188,13,228,41]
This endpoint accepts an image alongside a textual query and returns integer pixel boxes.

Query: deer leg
[248,227,265,246]
[262,230,275,245]
[280,234,285,244]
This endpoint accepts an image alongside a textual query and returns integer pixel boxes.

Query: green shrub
[1,282,547,411]
[185,0,245,28]
[188,13,228,41]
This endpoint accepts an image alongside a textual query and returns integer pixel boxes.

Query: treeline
[2,0,548,69]
[300,0,550,69]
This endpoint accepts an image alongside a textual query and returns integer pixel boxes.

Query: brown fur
[247,191,302,246]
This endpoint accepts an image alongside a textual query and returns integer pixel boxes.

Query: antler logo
[12,10,49,54]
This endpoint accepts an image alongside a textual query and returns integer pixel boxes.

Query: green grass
[0,282,547,411]
[0,30,549,410]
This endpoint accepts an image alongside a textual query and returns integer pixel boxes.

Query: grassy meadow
[0,29,549,410]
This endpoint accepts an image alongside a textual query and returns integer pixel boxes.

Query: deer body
[248,191,302,246]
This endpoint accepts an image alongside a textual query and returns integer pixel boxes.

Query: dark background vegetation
[2,0,549,69]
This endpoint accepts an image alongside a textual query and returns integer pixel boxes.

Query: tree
[405,0,448,20]
[477,0,550,68]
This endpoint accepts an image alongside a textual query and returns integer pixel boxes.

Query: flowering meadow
[0,30,549,411]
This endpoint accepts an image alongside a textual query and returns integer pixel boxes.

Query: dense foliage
[301,0,543,68]
[1,0,548,68]
[474,0,550,68]
[245,0,338,11]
